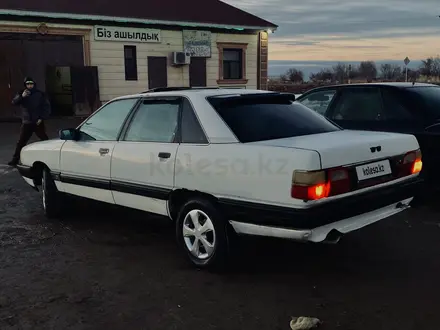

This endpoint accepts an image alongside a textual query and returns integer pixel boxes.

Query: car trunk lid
[250,130,419,169]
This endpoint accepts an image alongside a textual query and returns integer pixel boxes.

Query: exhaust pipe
[396,201,411,210]
[322,229,343,244]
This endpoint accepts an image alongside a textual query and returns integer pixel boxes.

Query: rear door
[110,96,181,216]
[326,86,390,131]
[59,97,139,203]
[379,87,423,134]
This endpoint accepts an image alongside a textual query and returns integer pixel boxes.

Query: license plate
[356,160,392,181]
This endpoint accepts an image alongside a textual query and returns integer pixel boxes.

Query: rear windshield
[207,94,340,143]
[406,86,440,117]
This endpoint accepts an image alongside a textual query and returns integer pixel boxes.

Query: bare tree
[420,57,440,77]
[309,69,333,82]
[407,69,421,81]
[279,73,288,82]
[420,57,434,77]
[332,63,347,83]
[358,61,377,81]
[347,64,360,80]
[284,68,304,83]
[380,64,402,81]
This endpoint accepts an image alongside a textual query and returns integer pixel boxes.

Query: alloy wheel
[182,209,216,260]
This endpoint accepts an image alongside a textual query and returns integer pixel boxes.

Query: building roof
[0,0,277,30]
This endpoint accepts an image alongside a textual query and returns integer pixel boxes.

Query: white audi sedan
[17,88,423,269]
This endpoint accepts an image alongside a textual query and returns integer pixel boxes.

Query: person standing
[8,77,51,166]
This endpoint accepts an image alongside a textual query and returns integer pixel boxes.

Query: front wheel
[41,168,63,219]
[176,199,231,270]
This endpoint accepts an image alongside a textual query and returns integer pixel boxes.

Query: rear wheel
[176,198,231,270]
[41,168,63,219]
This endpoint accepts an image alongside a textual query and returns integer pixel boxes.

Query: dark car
[296,82,440,187]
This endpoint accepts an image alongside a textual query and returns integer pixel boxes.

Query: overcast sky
[225,0,440,61]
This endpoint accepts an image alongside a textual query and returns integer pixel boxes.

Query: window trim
[120,96,182,143]
[217,42,248,85]
[75,97,141,142]
[124,45,138,81]
[119,96,210,144]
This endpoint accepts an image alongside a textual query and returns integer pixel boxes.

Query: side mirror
[59,128,78,140]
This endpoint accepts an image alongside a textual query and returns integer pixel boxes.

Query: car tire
[176,198,231,270]
[41,168,63,219]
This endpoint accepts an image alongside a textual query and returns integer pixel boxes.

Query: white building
[0,2,277,119]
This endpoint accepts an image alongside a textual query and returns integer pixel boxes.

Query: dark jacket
[12,78,51,124]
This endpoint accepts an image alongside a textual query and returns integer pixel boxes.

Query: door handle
[158,152,171,159]
[99,148,109,155]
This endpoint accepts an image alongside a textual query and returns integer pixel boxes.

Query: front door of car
[326,87,391,132]
[59,97,139,203]
[110,97,181,216]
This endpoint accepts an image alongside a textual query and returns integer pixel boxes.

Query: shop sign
[183,30,211,57]
[94,25,161,43]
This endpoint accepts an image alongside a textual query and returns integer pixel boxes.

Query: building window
[217,42,248,84]
[223,49,242,79]
[124,45,138,81]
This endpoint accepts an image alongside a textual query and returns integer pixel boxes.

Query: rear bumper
[229,197,412,242]
[220,176,422,236]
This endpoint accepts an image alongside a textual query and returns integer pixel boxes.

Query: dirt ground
[1,120,440,330]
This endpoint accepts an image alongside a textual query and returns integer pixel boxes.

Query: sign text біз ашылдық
[94,26,161,43]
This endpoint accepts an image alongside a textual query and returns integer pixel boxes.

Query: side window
[298,90,336,115]
[331,88,384,121]
[79,98,138,141]
[181,98,208,144]
[124,99,180,142]
[381,88,413,120]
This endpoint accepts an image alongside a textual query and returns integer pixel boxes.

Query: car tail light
[397,149,422,177]
[291,167,350,201]
[412,151,423,174]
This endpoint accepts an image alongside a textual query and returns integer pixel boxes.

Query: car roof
[298,82,439,97]
[112,88,274,101]
[333,82,436,88]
